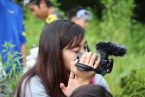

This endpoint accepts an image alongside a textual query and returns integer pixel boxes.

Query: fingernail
[75,59,79,62]
[88,52,92,55]
[98,56,100,60]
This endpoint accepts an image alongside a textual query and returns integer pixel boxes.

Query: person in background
[0,0,27,73]
[67,6,91,30]
[23,0,63,72]
[23,0,62,23]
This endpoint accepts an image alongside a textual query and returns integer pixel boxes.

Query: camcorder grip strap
[76,63,94,71]
[76,63,99,72]
[76,63,108,76]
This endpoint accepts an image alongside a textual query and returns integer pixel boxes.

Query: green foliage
[85,0,145,96]
[120,69,145,97]
[24,10,44,51]
[1,0,145,96]
[0,42,22,97]
[130,23,145,53]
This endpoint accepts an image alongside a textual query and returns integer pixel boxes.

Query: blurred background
[1,0,145,97]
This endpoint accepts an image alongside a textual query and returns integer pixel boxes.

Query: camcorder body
[76,41,127,76]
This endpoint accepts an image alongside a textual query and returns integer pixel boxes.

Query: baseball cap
[76,9,92,20]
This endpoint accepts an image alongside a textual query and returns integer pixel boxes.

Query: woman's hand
[60,52,100,97]
[73,52,100,82]
[60,71,85,97]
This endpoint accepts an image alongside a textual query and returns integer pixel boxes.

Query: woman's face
[62,38,88,71]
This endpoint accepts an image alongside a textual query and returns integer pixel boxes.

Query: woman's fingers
[60,83,66,90]
[89,53,96,66]
[93,57,100,69]
[79,52,97,67]
[84,52,92,65]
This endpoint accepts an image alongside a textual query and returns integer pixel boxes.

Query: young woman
[15,20,106,97]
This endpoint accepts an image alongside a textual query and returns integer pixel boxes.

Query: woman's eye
[72,48,80,53]
[72,47,80,53]
[73,50,79,53]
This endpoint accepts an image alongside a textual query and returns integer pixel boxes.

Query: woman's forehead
[65,37,86,49]
[74,38,87,48]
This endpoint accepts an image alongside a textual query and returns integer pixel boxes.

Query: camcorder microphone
[76,41,127,76]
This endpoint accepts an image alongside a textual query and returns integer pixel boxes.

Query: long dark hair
[15,20,85,97]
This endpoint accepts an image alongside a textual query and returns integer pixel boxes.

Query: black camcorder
[76,41,127,76]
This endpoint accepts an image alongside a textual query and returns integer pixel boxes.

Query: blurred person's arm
[21,43,27,66]
[18,6,27,67]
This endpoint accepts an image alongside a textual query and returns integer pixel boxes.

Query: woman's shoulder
[94,74,110,92]
[21,75,50,97]
[29,75,41,83]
